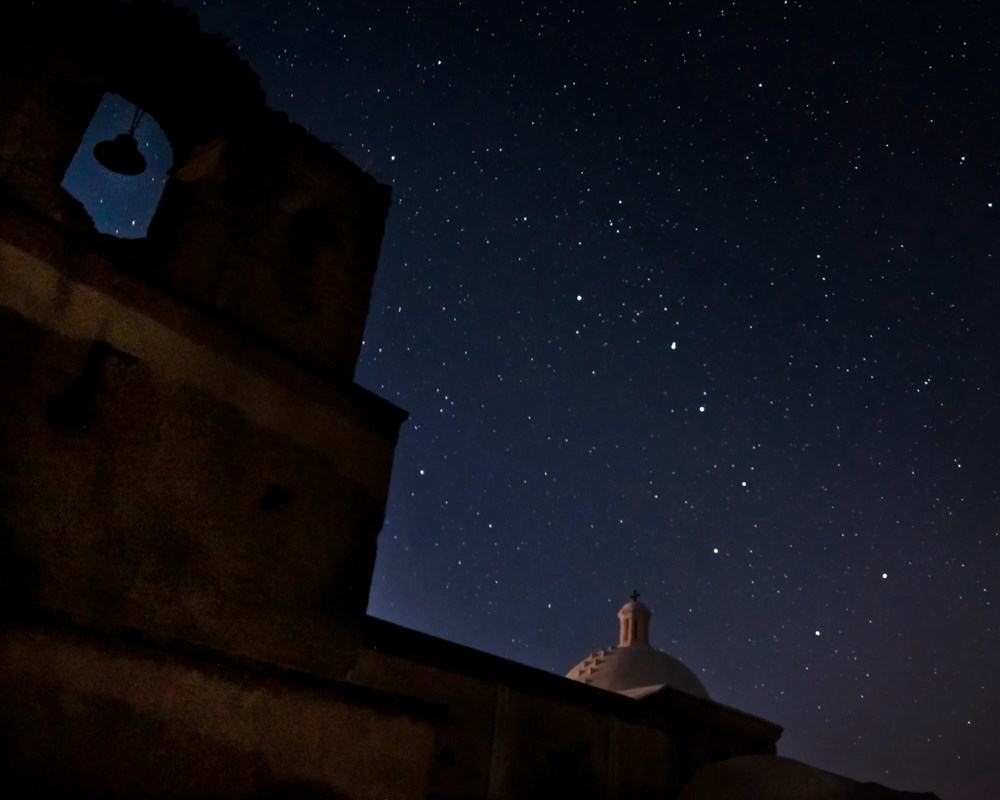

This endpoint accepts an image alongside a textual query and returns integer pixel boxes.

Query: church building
[0,3,938,798]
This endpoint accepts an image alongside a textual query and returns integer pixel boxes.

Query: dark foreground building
[0,3,938,798]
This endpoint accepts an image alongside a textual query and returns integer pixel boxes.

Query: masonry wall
[0,4,413,797]
[0,0,403,681]
[350,643,687,800]
[0,623,437,800]
[0,0,389,380]
[0,248,398,674]
[351,620,780,800]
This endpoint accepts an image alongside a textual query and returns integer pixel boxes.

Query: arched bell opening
[61,92,173,239]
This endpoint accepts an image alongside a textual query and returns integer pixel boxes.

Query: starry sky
[88,1,1000,797]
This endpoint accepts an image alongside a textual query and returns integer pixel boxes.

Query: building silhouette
[0,3,938,798]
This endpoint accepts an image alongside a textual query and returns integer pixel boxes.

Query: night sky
[87,1,1000,797]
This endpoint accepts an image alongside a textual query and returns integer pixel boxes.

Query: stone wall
[0,4,412,796]
[1,622,438,800]
[351,618,781,800]
[0,0,390,379]
[0,0,403,682]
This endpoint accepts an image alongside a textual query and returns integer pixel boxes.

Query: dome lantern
[618,590,652,646]
[567,594,709,699]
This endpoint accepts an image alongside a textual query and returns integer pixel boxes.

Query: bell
[93,132,146,176]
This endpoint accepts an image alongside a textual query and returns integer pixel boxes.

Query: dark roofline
[362,615,782,741]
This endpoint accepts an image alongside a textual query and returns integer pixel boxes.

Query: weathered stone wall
[0,4,411,796]
[0,0,402,681]
[607,719,681,800]
[350,620,780,800]
[0,274,389,675]
[352,639,677,799]
[0,623,438,800]
[148,119,391,379]
[0,0,389,379]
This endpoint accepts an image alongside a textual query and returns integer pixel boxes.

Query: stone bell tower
[0,5,418,794]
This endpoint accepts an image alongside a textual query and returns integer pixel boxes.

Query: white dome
[566,596,709,700]
[566,642,709,699]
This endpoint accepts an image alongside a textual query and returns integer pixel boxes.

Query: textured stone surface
[0,0,390,379]
[351,617,781,800]
[0,4,411,796]
[1,625,437,800]
[0,0,403,680]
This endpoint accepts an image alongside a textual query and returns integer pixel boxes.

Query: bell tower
[0,0,404,680]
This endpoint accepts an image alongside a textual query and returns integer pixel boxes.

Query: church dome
[566,595,709,700]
